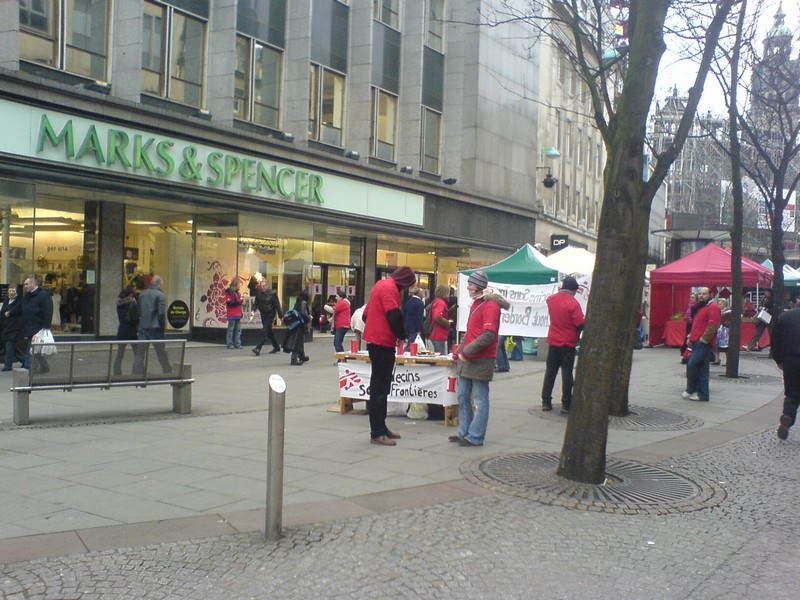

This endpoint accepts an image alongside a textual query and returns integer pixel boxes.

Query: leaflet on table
[338,361,458,405]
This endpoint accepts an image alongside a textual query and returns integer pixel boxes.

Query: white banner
[338,361,458,406]
[457,273,591,338]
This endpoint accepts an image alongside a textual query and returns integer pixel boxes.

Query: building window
[19,0,110,81]
[309,64,345,146]
[421,107,441,174]
[235,36,282,128]
[426,0,444,52]
[373,0,399,29]
[370,88,397,161]
[142,1,206,108]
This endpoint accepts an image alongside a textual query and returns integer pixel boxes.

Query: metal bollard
[265,374,286,541]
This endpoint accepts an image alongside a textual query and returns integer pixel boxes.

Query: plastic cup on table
[350,339,359,353]
[409,343,418,356]
[396,341,404,356]
[451,344,459,358]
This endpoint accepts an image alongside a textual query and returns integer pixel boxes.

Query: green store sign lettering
[36,114,324,204]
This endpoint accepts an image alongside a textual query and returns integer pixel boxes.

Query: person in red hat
[362,266,416,446]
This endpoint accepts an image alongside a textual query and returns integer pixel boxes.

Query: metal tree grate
[462,452,726,515]
[530,405,703,431]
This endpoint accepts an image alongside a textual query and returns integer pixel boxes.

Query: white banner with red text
[456,273,591,338]
[338,361,458,406]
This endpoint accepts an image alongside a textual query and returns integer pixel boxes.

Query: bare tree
[493,0,739,483]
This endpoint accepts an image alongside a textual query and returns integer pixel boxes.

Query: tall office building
[0,0,603,339]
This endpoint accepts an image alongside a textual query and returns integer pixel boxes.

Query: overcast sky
[657,0,799,115]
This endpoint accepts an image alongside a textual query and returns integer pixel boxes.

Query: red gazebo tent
[649,243,772,346]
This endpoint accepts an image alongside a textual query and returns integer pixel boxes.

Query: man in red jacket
[362,266,417,446]
[541,275,585,415]
[683,286,721,402]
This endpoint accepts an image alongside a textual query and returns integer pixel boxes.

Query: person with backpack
[113,287,139,375]
[282,290,311,365]
[402,287,425,351]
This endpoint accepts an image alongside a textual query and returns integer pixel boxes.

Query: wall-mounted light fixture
[536,166,558,188]
[400,166,414,174]
[443,178,457,185]
[345,150,360,160]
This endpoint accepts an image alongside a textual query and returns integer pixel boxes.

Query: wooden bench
[10,339,194,425]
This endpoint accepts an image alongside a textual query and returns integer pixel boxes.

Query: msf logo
[339,369,364,392]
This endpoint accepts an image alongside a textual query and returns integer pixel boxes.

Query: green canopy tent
[461,243,559,284]
[761,259,800,289]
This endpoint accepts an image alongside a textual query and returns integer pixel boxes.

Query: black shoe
[301,355,310,362]
[269,348,281,354]
[251,347,261,356]
[542,403,553,412]
[290,360,303,366]
[560,406,570,415]
[778,415,791,440]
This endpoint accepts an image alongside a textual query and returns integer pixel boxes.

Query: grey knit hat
[467,271,489,290]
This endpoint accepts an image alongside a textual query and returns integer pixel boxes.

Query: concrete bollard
[265,374,286,541]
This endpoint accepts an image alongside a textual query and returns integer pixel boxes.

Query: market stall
[545,246,596,276]
[650,243,772,346]
[334,349,458,424]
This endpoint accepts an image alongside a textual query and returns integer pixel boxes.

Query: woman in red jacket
[225,279,244,349]
[326,289,351,353]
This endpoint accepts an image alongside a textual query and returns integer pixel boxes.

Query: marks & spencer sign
[0,99,424,226]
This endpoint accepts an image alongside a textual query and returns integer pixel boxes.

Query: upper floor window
[426,0,444,52]
[370,88,397,161]
[235,36,282,129]
[309,64,345,146]
[142,1,206,108]
[19,0,110,81]
[421,107,441,174]
[373,0,399,29]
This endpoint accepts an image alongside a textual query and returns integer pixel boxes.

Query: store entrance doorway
[307,264,360,332]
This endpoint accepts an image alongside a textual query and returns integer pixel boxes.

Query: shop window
[124,207,193,332]
[309,64,345,146]
[19,0,110,82]
[421,107,441,174]
[142,1,207,108]
[370,88,397,162]
[234,35,283,128]
[0,181,36,287]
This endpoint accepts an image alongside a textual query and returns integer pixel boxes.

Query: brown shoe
[448,435,461,443]
[385,430,401,439]
[458,438,478,447]
[370,435,397,446]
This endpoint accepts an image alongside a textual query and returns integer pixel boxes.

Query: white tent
[545,246,596,275]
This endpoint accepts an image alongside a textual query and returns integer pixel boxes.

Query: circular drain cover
[530,405,703,431]
[463,452,725,514]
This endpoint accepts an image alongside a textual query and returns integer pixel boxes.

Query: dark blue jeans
[333,327,349,353]
[686,340,713,400]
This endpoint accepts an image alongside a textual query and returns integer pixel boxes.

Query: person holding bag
[282,290,311,365]
[225,279,244,349]
[21,274,54,373]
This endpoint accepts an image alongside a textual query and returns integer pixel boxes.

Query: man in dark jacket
[771,306,800,440]
[252,281,283,356]
[1,285,24,371]
[133,275,172,374]
[21,274,54,372]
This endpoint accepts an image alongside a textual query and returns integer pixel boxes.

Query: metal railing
[19,339,192,392]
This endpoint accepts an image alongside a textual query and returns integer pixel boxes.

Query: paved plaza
[0,337,795,599]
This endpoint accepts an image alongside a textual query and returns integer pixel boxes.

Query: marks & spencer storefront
[0,97,521,340]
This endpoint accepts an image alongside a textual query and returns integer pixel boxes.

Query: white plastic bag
[32,328,57,356]
[414,333,425,348]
